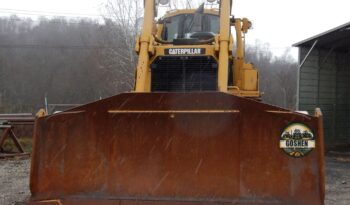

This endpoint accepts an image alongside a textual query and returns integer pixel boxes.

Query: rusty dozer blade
[27,92,325,205]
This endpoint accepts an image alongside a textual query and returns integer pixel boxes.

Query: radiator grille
[151,56,218,92]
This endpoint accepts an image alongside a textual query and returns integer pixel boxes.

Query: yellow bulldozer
[27,0,325,205]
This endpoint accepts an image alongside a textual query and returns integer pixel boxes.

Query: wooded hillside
[0,15,297,113]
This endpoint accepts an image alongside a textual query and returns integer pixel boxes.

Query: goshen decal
[165,48,206,55]
[279,123,316,158]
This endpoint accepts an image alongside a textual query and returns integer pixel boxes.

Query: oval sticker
[280,123,316,158]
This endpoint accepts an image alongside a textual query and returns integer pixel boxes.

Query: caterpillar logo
[280,123,316,158]
[165,48,206,55]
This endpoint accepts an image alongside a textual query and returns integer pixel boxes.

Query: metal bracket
[320,46,335,65]
[298,40,318,70]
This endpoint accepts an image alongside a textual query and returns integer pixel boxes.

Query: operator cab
[160,6,220,45]
[151,5,221,92]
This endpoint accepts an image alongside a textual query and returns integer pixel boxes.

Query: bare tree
[0,2,298,114]
[0,16,130,112]
[100,0,145,90]
[99,0,206,92]
[246,41,297,109]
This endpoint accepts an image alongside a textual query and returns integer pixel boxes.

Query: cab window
[161,14,220,41]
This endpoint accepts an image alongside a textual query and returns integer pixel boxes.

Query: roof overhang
[293,22,350,53]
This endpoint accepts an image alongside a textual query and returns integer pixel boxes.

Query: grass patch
[1,137,32,153]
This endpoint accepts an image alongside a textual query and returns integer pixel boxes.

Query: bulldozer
[27,0,325,205]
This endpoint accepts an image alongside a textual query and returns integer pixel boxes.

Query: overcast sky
[0,0,349,58]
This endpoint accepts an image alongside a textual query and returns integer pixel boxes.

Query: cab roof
[161,9,219,19]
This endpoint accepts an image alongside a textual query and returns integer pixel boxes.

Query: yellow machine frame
[134,0,260,98]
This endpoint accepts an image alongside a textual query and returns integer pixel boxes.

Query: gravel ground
[0,156,349,205]
[325,155,350,205]
[0,157,30,205]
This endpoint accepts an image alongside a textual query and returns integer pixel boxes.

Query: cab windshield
[161,14,220,42]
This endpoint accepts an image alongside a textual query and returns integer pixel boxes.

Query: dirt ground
[0,156,349,205]
[325,155,350,205]
[0,157,30,205]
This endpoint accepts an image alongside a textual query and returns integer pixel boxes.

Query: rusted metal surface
[0,114,34,158]
[0,113,35,126]
[0,152,30,159]
[25,199,315,205]
[28,92,325,205]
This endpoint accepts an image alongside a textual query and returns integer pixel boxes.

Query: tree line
[0,16,134,113]
[0,14,297,114]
